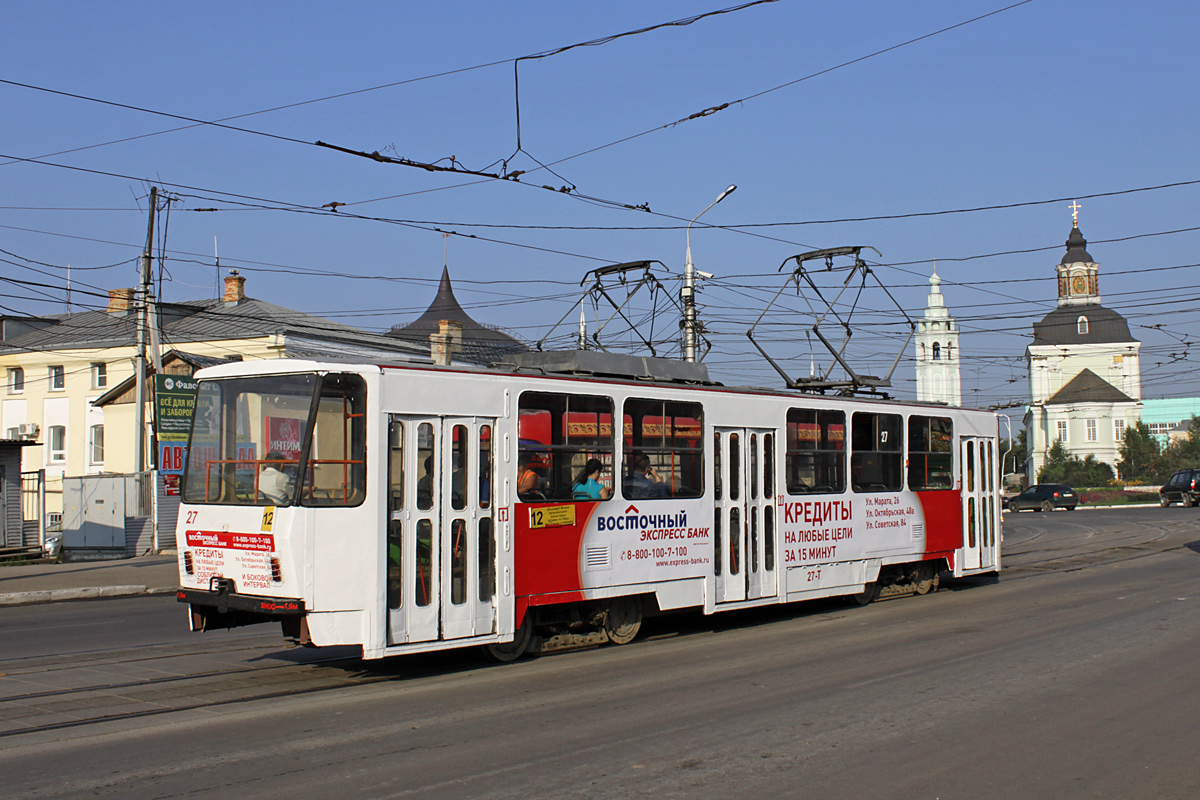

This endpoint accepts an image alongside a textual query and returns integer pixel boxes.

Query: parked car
[1006,483,1078,512]
[1159,468,1200,507]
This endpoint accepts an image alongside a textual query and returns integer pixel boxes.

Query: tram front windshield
[182,372,366,507]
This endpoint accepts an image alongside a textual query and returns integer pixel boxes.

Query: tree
[1039,439,1114,486]
[1037,439,1071,483]
[1117,421,1160,483]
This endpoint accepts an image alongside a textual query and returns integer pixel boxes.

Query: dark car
[1006,483,1078,512]
[1159,468,1200,507]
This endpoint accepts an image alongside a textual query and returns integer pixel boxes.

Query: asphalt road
[1,506,1198,800]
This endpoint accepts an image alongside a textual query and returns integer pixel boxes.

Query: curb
[0,584,178,607]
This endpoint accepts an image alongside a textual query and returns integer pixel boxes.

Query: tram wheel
[914,565,938,595]
[484,615,533,663]
[603,596,642,645]
[848,581,878,606]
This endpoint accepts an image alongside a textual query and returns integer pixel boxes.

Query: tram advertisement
[514,499,711,597]
[777,492,940,565]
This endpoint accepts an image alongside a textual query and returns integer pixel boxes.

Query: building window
[1056,420,1068,443]
[1114,419,1126,442]
[49,425,66,462]
[49,365,65,391]
[7,367,24,394]
[932,342,941,360]
[92,362,108,389]
[1077,317,1089,335]
[945,342,953,361]
[1086,418,1097,442]
[90,424,105,464]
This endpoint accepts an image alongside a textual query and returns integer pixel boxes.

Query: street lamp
[683,184,736,362]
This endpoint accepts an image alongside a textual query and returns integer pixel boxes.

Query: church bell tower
[914,267,962,406]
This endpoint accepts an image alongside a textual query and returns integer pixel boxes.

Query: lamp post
[683,185,736,362]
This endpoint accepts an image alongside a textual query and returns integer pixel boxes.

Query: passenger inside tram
[517,452,544,500]
[572,458,613,500]
[626,454,668,498]
[417,455,434,508]
[259,451,294,505]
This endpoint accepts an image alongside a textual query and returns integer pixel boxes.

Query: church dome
[1032,304,1132,346]
[1060,224,1094,264]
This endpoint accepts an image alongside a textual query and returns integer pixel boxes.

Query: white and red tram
[175,354,1000,660]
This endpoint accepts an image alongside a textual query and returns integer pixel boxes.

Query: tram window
[389,420,404,511]
[728,433,741,502]
[751,507,759,573]
[182,373,316,506]
[451,425,468,511]
[301,373,367,507]
[714,511,723,576]
[622,398,704,499]
[850,412,903,493]
[965,440,975,492]
[517,392,614,502]
[714,431,722,501]
[478,517,495,602]
[450,519,467,605]
[417,423,435,511]
[729,507,741,574]
[415,519,433,607]
[908,416,953,490]
[785,408,845,495]
[764,433,775,498]
[750,434,758,500]
[967,497,976,547]
[764,505,775,571]
[479,425,492,509]
[387,520,402,610]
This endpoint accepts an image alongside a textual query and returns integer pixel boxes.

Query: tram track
[0,651,381,739]
[998,511,1198,577]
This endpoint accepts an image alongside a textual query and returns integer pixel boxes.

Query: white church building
[1023,219,1142,482]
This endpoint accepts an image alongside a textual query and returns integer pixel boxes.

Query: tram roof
[192,354,993,415]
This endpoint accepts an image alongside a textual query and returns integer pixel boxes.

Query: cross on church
[1069,200,1082,225]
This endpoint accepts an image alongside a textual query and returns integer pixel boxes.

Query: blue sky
[3,0,1198,414]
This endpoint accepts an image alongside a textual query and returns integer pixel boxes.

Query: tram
[175,352,1000,660]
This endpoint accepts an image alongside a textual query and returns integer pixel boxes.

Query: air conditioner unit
[18,423,39,438]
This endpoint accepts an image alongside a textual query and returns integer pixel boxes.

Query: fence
[20,470,45,548]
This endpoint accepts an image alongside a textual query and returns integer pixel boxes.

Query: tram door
[714,428,778,605]
[386,416,498,646]
[959,435,998,572]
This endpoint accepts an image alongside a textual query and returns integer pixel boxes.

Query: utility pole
[133,186,157,474]
[682,185,735,362]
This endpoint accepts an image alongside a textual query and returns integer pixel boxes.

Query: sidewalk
[0,554,179,607]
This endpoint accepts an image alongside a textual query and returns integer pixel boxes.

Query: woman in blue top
[573,458,612,500]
